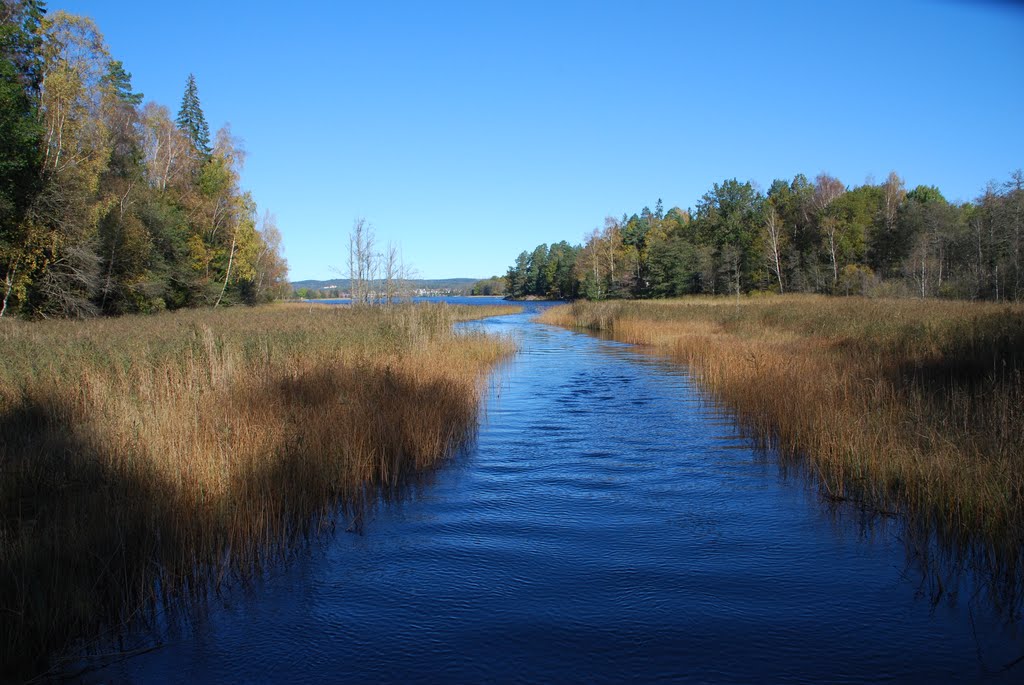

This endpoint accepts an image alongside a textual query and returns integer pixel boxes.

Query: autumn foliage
[1,7,289,320]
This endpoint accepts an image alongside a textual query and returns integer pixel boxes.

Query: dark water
[83,300,1022,683]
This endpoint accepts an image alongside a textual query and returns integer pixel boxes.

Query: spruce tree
[176,72,211,157]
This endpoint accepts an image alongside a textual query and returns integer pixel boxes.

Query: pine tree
[176,72,210,157]
[103,59,142,105]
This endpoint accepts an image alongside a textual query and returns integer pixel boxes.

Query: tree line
[469,276,506,296]
[505,172,1023,301]
[0,1,288,319]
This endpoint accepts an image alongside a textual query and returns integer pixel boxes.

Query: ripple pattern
[86,302,1021,684]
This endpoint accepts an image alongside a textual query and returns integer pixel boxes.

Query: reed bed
[0,302,517,678]
[539,296,1024,548]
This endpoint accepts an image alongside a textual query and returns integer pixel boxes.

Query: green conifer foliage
[176,72,210,157]
[103,59,142,105]
[0,0,46,219]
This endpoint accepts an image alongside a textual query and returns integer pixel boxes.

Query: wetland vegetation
[540,296,1024,554]
[2,0,1022,680]
[0,302,516,678]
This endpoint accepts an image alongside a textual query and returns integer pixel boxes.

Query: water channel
[84,300,1021,683]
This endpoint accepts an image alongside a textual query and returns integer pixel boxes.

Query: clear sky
[55,0,1024,280]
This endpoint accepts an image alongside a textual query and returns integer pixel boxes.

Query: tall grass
[0,302,517,678]
[539,296,1024,548]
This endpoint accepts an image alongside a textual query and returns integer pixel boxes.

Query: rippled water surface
[87,301,1021,683]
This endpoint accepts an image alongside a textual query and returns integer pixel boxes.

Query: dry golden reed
[0,302,517,678]
[539,295,1023,545]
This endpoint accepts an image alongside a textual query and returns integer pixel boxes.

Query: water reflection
[581,320,1024,641]
[77,301,1022,683]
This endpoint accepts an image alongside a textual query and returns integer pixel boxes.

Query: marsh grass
[539,296,1024,551]
[0,302,517,678]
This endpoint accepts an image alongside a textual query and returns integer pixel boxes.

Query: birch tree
[762,203,786,293]
[140,103,193,192]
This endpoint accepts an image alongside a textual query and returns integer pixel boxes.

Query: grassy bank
[539,296,1023,546]
[0,302,517,678]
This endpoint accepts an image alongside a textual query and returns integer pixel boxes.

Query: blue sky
[57,1,1024,280]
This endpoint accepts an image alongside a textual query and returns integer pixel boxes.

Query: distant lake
[84,301,1023,683]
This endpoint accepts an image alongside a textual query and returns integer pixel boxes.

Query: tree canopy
[503,171,1024,302]
[0,4,288,318]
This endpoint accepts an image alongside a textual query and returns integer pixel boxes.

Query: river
[83,299,1021,683]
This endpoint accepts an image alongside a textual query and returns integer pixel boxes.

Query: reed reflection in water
[79,301,1023,683]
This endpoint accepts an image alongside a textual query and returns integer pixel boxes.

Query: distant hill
[291,278,481,292]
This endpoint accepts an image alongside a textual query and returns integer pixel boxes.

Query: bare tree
[383,241,399,305]
[397,249,417,302]
[34,243,101,318]
[347,217,376,304]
